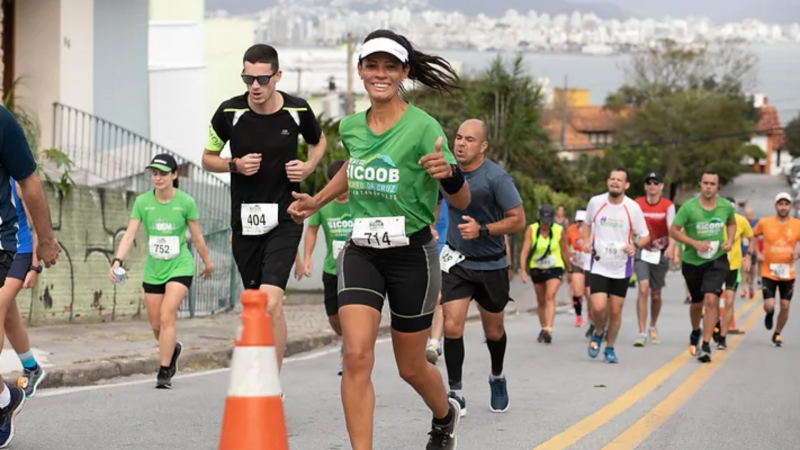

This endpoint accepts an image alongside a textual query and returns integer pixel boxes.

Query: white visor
[358,37,409,64]
[575,210,586,222]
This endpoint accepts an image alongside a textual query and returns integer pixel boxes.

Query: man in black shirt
[202,44,327,372]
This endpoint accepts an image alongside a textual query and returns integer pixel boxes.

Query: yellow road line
[532,297,760,450]
[600,303,763,449]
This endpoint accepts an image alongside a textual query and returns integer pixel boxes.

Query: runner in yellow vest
[520,204,572,344]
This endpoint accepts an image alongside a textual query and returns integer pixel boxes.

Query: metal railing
[52,102,241,316]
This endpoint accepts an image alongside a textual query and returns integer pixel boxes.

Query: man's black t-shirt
[206,91,322,237]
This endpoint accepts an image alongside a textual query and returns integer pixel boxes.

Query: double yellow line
[533,295,763,450]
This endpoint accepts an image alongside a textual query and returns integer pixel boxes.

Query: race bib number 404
[149,236,180,260]
[352,216,409,249]
[241,203,278,236]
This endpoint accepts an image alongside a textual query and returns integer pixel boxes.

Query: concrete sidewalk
[0,277,569,389]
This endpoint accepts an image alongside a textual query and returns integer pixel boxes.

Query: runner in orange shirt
[566,210,590,327]
[749,192,800,347]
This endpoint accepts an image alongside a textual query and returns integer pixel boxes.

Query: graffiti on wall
[25,183,148,325]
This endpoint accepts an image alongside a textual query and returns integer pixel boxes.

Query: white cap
[776,192,793,204]
[575,210,586,222]
[358,37,409,64]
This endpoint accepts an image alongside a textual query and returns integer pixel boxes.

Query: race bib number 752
[351,216,409,249]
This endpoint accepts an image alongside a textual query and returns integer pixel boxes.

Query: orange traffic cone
[219,289,288,450]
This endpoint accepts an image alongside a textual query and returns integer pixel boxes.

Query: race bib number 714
[351,217,409,249]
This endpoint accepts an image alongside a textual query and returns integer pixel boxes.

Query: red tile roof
[757,106,785,149]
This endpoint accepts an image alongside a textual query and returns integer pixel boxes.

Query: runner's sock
[0,386,10,409]
[18,350,38,370]
[485,332,507,377]
[429,338,440,348]
[432,406,454,425]
[573,296,582,316]
[444,336,465,390]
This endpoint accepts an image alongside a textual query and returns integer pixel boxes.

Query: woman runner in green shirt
[289,29,470,450]
[109,154,213,389]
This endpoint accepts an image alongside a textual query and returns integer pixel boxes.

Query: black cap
[146,153,178,173]
[539,204,555,222]
[645,172,663,183]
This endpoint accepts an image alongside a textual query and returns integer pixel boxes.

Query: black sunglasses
[646,180,660,185]
[241,73,277,86]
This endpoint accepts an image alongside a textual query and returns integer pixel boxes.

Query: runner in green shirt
[288,30,470,450]
[110,154,213,389]
[298,160,351,375]
[670,170,735,364]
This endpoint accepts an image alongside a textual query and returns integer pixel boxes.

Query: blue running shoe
[588,332,603,358]
[604,347,619,364]
[0,384,26,449]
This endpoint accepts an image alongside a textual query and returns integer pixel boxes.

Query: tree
[606,39,761,198]
[575,144,661,199]
[298,115,346,195]
[785,113,800,158]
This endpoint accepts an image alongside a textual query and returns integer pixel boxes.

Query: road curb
[28,302,568,390]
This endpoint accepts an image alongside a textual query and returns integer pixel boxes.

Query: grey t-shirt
[445,159,523,271]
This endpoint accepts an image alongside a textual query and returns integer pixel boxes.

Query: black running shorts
[337,228,440,333]
[232,221,303,291]
[441,265,511,314]
[322,272,339,317]
[762,277,795,301]
[724,269,739,292]
[529,267,565,285]
[142,276,194,294]
[588,273,629,298]
[682,255,729,304]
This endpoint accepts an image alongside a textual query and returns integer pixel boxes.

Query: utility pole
[559,75,569,150]
[345,32,356,115]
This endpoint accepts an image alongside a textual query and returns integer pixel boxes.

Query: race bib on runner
[698,241,720,260]
[598,242,627,265]
[351,217,409,249]
[536,255,557,269]
[440,245,466,273]
[332,240,346,259]
[770,263,791,280]
[149,236,180,260]
[240,203,278,236]
[641,249,661,265]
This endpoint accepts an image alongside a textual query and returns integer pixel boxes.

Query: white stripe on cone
[227,347,283,397]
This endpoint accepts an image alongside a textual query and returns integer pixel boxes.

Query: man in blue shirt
[0,106,61,448]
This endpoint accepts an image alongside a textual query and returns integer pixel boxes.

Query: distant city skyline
[206,0,800,23]
[248,4,800,54]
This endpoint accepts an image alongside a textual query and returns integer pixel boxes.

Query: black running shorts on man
[206,91,322,290]
[337,229,440,333]
[8,253,32,281]
[762,277,795,301]
[442,266,510,314]
[589,273,629,298]
[682,255,729,303]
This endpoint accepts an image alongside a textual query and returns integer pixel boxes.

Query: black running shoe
[717,336,727,350]
[169,342,183,377]
[0,384,25,448]
[542,330,552,344]
[697,343,712,363]
[426,398,461,450]
[156,367,172,389]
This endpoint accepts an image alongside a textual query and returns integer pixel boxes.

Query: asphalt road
[7,268,796,450]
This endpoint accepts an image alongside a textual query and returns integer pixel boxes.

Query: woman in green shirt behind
[109,154,213,389]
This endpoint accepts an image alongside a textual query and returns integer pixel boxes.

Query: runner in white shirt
[582,168,651,363]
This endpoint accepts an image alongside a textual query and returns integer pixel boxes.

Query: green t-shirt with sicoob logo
[309,199,353,275]
[339,104,457,240]
[673,196,734,266]
[131,189,199,285]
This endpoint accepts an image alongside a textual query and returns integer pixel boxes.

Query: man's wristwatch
[29,265,42,274]
[479,225,490,238]
[229,158,238,173]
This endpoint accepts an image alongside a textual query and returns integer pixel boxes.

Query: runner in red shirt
[633,172,677,347]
